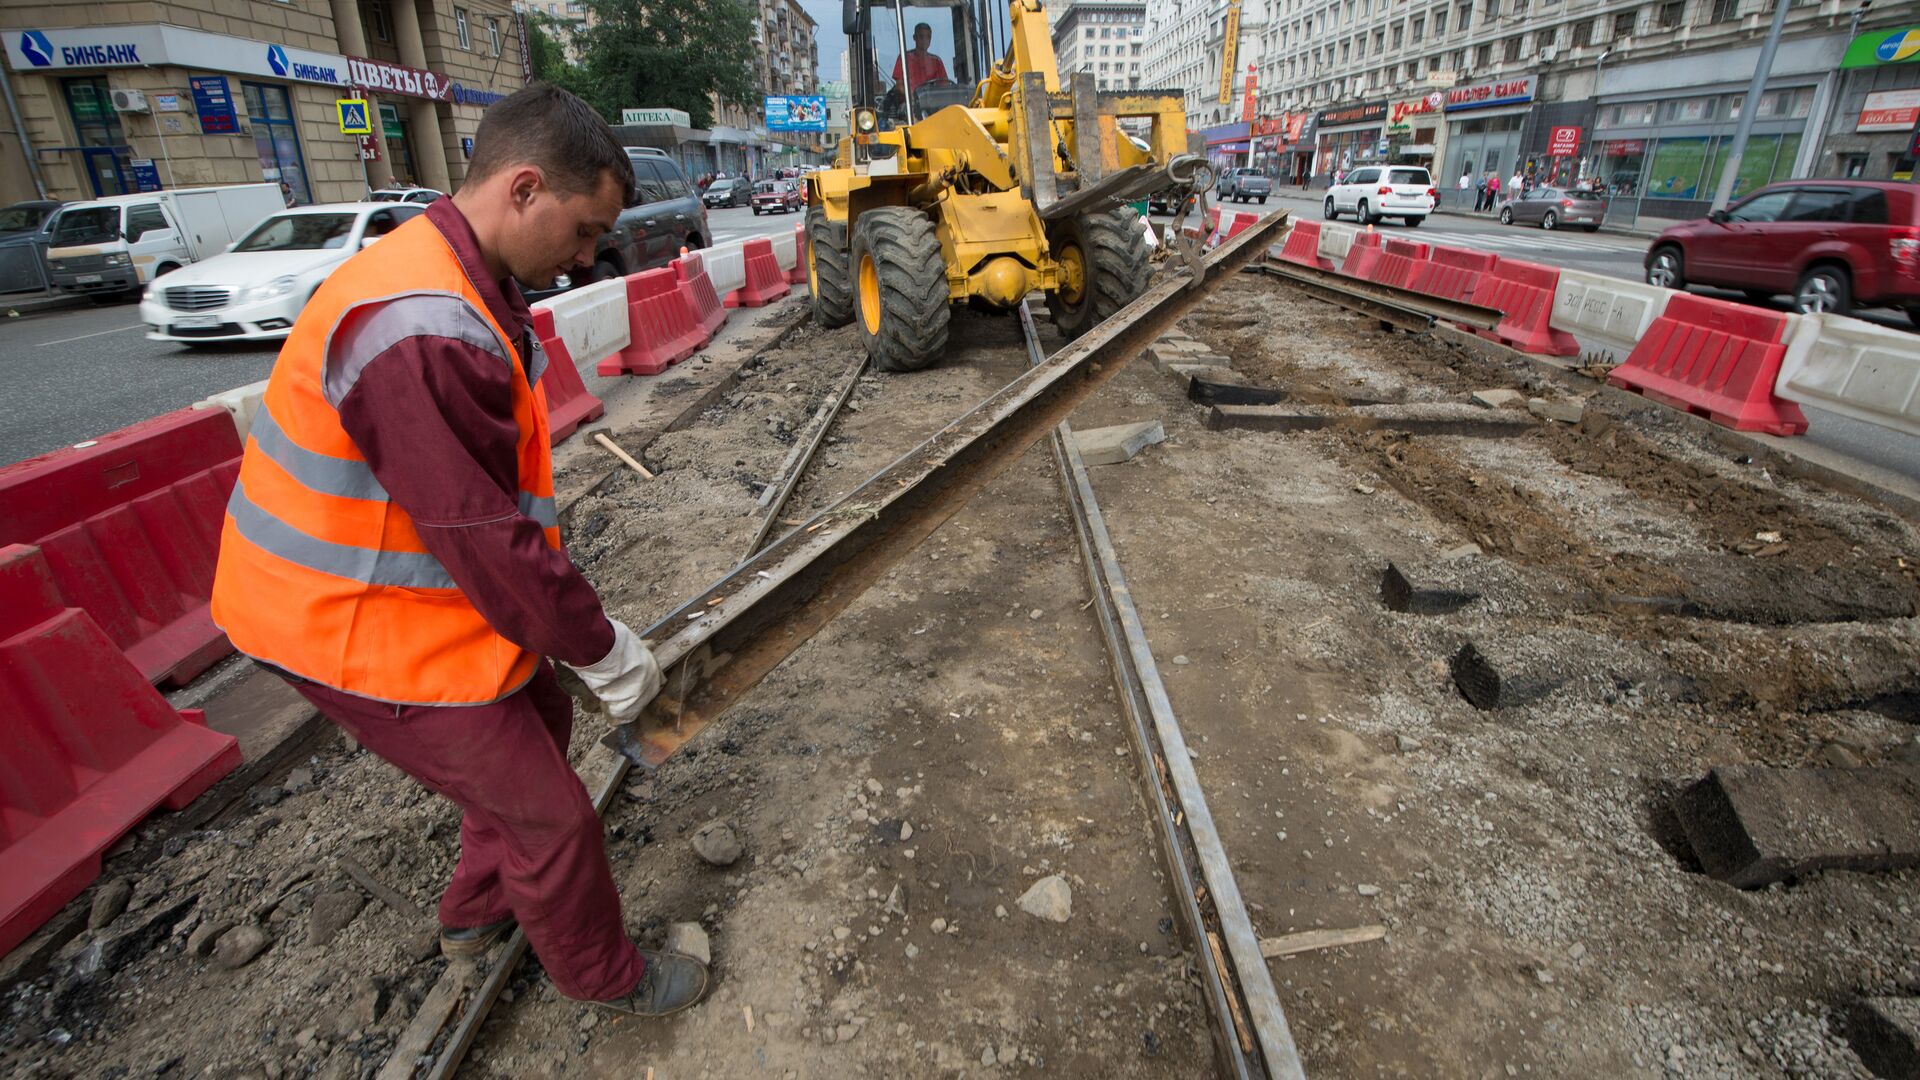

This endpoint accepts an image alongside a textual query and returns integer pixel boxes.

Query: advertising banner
[765,95,827,132]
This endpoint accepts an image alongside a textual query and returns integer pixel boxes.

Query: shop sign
[1289,113,1311,142]
[347,56,452,100]
[1547,125,1581,156]
[451,84,508,107]
[1842,26,1920,68]
[1319,101,1386,127]
[1217,0,1242,105]
[152,93,181,112]
[6,26,347,87]
[129,158,163,192]
[1387,95,1440,132]
[358,134,381,162]
[622,107,693,127]
[1444,75,1534,112]
[1242,65,1257,124]
[380,103,405,139]
[1859,89,1920,132]
[1251,115,1285,137]
[190,76,238,134]
[1603,139,1644,156]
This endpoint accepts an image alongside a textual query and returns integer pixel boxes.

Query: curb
[3,290,88,318]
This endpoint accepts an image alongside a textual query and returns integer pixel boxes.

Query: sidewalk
[1251,188,1660,242]
[3,289,88,318]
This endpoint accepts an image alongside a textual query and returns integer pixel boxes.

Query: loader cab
[845,0,996,128]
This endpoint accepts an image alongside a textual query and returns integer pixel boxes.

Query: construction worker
[209,83,708,1018]
[892,22,950,92]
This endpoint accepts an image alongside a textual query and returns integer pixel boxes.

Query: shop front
[1438,76,1535,193]
[1819,24,1920,181]
[1312,100,1386,185]
[1580,35,1842,225]
[1249,113,1314,185]
[1201,121,1252,173]
[1385,92,1446,175]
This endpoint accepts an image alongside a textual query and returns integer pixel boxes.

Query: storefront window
[1659,96,1717,124]
[1584,139,1647,195]
[1644,136,1711,198]
[1700,132,1800,199]
[380,103,418,186]
[243,82,311,204]
[1599,101,1656,127]
[61,77,132,196]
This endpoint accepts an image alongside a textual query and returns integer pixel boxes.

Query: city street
[0,204,800,465]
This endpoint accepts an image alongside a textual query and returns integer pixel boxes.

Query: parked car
[139,202,426,344]
[0,199,63,294]
[1324,166,1437,226]
[752,180,803,215]
[1218,167,1271,204]
[46,183,286,298]
[535,148,710,298]
[1499,186,1606,232]
[703,177,749,209]
[1643,180,1920,320]
[368,188,445,205]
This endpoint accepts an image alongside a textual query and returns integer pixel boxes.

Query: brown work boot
[593,950,710,1017]
[439,916,515,958]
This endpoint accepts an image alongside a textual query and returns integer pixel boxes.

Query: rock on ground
[691,821,743,867]
[1017,876,1072,923]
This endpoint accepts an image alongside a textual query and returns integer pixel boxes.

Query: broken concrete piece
[1527,397,1586,424]
[309,888,367,947]
[691,822,743,867]
[1207,403,1535,437]
[88,878,133,930]
[1073,421,1165,466]
[188,919,234,958]
[1379,564,1479,615]
[665,922,712,966]
[1143,339,1207,370]
[1670,763,1920,888]
[1448,641,1565,710]
[213,925,272,970]
[1848,997,1920,1080]
[1016,876,1072,922]
[1471,389,1526,409]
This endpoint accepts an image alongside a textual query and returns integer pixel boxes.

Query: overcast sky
[799,0,848,84]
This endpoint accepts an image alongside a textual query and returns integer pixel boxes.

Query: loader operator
[891,22,950,93]
[209,83,709,1020]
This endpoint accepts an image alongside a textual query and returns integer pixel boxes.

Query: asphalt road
[0,205,798,466]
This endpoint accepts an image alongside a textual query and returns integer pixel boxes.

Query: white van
[46,183,285,297]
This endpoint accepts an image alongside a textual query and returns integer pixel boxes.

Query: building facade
[1053,0,1148,92]
[1,0,526,207]
[1142,0,1272,129]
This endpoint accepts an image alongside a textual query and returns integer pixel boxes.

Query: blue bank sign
[7,26,349,88]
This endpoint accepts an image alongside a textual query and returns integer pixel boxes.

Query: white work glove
[564,620,662,723]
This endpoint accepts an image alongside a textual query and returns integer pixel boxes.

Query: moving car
[1499,186,1606,232]
[703,177,749,209]
[368,188,445,205]
[140,201,426,344]
[752,180,803,215]
[1324,166,1437,226]
[1218,167,1271,204]
[0,199,63,294]
[1643,180,1920,320]
[46,184,285,297]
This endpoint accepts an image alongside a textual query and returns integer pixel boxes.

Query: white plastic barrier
[531,275,630,364]
[1317,220,1359,263]
[1777,312,1920,439]
[704,241,748,297]
[1549,267,1675,347]
[769,227,798,272]
[192,379,270,443]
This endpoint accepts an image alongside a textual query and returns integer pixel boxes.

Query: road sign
[337,98,371,135]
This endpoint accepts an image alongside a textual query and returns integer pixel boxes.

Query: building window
[1711,0,1738,20]
[455,6,471,49]
[1572,18,1593,46]
[1613,11,1636,37]
[1474,42,1491,65]
[1457,3,1471,31]
[1485,0,1499,16]
[242,81,311,205]
[365,1,393,43]
[1435,9,1447,33]
[1503,35,1521,60]
[1659,1,1685,27]
[487,17,501,55]
[1411,15,1425,37]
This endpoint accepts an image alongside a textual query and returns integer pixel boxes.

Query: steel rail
[1254,256,1505,332]
[744,353,870,557]
[1019,304,1307,1080]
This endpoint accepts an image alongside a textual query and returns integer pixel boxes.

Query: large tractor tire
[1045,208,1152,340]
[851,207,950,372]
[807,206,853,328]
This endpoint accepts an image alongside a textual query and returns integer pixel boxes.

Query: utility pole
[1711,0,1791,211]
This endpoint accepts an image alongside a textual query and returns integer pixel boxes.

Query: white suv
[1324,166,1438,227]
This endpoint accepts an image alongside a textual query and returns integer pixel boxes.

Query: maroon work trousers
[283,661,645,1002]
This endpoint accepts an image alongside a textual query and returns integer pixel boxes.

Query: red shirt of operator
[892,23,949,90]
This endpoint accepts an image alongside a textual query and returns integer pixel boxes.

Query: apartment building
[1142,0,1272,128]
[1053,0,1149,92]
[1,0,527,206]
[708,0,821,172]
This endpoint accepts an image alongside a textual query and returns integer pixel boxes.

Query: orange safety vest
[210,214,559,706]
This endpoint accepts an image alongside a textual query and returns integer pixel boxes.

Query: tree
[570,0,759,129]
[524,14,594,101]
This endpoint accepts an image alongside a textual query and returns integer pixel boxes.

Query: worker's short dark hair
[913,21,931,34]
[466,83,636,205]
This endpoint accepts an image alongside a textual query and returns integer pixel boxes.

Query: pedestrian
[1456,171,1469,208]
[1508,170,1522,200]
[1474,173,1489,211]
[1485,172,1501,211]
[210,83,709,1020]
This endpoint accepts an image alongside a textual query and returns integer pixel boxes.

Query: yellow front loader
[805,0,1215,371]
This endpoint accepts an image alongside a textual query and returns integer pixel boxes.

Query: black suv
[570,149,710,288]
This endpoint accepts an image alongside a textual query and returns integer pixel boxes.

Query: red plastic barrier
[1607,294,1809,436]
[0,542,241,956]
[788,224,809,286]
[528,307,607,445]
[0,408,240,687]
[1467,258,1579,357]
[1338,231,1386,280]
[1277,221,1330,269]
[726,238,791,308]
[1407,245,1497,304]
[601,267,704,376]
[674,251,726,344]
[1373,239,1431,291]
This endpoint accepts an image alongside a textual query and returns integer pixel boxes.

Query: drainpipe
[0,59,49,200]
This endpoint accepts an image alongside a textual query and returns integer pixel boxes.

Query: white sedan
[141,202,425,344]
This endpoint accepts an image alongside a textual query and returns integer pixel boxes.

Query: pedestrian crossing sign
[337,99,372,135]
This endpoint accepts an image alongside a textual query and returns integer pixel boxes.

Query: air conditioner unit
[111,88,150,114]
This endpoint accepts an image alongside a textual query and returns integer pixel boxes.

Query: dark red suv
[1643,180,1920,323]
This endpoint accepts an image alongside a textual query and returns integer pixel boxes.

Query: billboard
[766,95,827,132]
